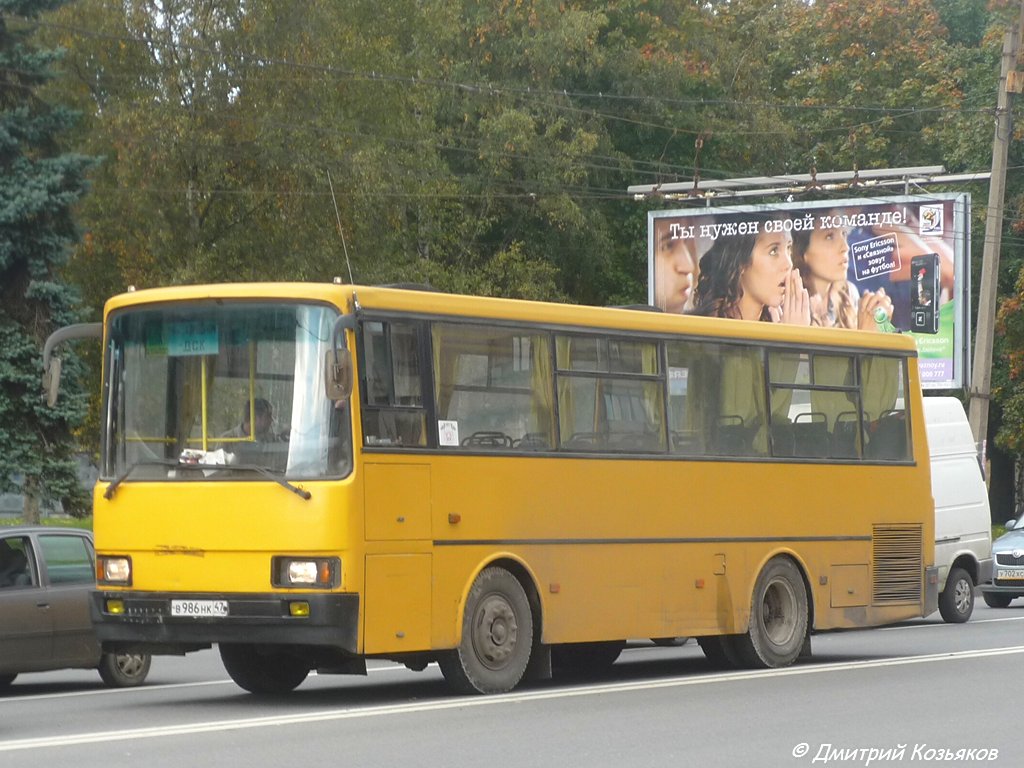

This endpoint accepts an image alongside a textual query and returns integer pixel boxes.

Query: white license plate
[997,568,1024,580]
[170,599,229,618]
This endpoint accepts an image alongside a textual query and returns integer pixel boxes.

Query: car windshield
[102,301,352,483]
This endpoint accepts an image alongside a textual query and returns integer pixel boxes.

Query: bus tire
[552,641,624,677]
[219,643,310,694]
[697,636,743,669]
[439,567,533,695]
[938,567,975,623]
[98,652,151,687]
[734,557,808,669]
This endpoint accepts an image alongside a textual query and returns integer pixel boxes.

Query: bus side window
[555,335,665,453]
[360,321,427,448]
[714,346,768,457]
[861,356,910,461]
[433,324,555,451]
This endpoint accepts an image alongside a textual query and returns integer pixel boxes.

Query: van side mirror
[325,348,353,400]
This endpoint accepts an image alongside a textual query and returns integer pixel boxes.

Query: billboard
[647,194,971,390]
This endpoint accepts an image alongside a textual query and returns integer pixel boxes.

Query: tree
[0,0,94,521]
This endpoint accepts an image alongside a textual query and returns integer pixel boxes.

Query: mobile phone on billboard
[910,253,940,334]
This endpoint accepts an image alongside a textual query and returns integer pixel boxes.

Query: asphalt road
[2,604,1022,768]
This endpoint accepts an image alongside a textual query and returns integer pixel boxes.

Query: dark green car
[0,526,150,689]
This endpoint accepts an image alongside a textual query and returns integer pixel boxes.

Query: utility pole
[968,4,1024,448]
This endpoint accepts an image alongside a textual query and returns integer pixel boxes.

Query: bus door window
[360,321,427,448]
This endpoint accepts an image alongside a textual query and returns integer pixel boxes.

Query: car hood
[992,529,1024,552]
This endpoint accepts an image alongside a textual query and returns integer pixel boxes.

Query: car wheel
[98,652,152,687]
[983,592,1014,609]
[938,567,975,623]
[0,674,16,688]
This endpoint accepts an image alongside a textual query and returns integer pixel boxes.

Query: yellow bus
[45,282,937,694]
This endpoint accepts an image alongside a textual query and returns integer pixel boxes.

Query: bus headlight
[272,556,339,589]
[98,556,132,585]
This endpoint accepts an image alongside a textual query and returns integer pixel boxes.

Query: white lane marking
[879,614,1024,630]
[0,663,416,704]
[3,645,1024,752]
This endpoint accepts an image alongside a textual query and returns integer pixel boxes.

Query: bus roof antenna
[327,168,354,285]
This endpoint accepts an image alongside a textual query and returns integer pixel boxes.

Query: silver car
[982,517,1024,608]
[0,526,151,689]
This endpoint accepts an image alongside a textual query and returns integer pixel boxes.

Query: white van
[923,397,994,623]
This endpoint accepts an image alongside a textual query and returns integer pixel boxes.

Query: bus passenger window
[861,356,909,461]
[555,335,665,453]
[433,324,554,451]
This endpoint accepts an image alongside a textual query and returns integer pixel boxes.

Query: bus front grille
[872,524,923,604]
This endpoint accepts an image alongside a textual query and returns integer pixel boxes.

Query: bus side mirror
[325,348,353,400]
[41,322,102,407]
[43,357,63,407]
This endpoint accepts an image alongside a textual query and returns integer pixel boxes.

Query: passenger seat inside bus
[830,411,860,459]
[792,412,829,458]
[865,411,908,460]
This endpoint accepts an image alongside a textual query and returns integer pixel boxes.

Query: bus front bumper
[91,591,359,655]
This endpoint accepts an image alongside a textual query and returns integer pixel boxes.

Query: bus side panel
[427,454,930,645]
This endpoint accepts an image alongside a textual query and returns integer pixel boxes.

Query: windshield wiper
[222,463,312,500]
[104,459,181,500]
[103,459,311,501]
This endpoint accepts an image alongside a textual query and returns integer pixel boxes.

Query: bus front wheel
[439,567,533,695]
[734,557,808,668]
[219,643,310,694]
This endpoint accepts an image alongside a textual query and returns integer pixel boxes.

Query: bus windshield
[102,301,351,483]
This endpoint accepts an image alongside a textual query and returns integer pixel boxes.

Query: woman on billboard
[689,220,810,325]
[791,219,895,331]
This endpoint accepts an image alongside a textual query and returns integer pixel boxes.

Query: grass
[0,516,92,530]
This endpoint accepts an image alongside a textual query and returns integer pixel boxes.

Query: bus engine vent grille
[872,524,923,604]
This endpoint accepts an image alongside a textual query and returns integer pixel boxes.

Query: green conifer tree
[0,0,94,521]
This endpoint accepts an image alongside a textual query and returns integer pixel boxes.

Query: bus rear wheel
[733,557,808,668]
[439,567,533,695]
[219,643,310,694]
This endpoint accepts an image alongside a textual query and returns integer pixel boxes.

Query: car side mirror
[1006,519,1018,530]
[325,348,353,401]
